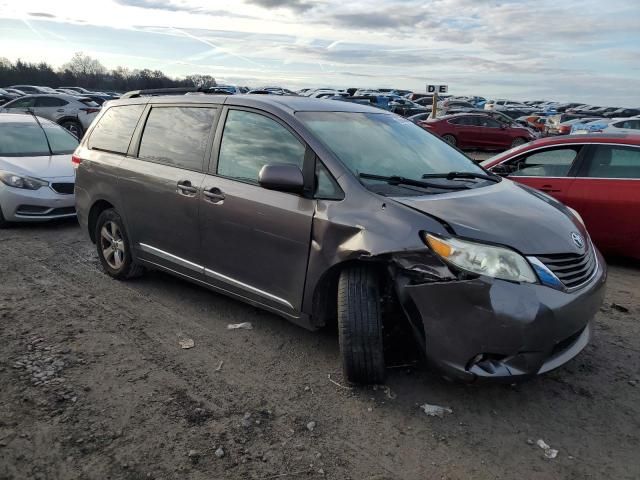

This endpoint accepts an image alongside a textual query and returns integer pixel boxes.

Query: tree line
[0,53,217,93]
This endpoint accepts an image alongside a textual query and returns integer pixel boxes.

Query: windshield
[0,122,79,156]
[297,112,484,186]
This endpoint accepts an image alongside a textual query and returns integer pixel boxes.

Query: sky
[0,0,639,105]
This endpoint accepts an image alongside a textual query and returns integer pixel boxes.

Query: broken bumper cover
[403,250,606,382]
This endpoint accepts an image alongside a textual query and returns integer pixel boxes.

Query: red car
[419,113,536,150]
[483,134,640,259]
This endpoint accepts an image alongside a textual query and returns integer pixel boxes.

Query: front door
[119,104,218,277]
[500,145,585,204]
[199,108,315,314]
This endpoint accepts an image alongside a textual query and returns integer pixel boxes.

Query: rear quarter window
[88,104,145,154]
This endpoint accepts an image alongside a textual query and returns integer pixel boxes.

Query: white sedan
[0,113,78,227]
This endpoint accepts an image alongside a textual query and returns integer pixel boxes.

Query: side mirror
[491,164,510,176]
[500,124,507,130]
[258,164,304,193]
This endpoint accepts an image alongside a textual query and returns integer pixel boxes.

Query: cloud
[28,12,56,18]
[243,0,313,13]
[113,0,254,18]
[328,11,432,30]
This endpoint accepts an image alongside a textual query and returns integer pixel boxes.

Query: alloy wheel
[100,221,125,270]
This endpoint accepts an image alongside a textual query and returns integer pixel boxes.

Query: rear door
[566,144,640,255]
[119,104,218,277]
[199,107,315,314]
[470,116,508,148]
[498,145,585,204]
[33,96,70,123]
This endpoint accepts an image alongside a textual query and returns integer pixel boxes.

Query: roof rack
[121,87,200,99]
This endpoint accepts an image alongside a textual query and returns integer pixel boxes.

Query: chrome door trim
[138,243,294,310]
[139,243,203,272]
[204,268,294,310]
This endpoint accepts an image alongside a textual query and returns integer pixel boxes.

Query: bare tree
[61,52,107,77]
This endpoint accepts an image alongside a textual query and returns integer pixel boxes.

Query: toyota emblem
[571,232,585,249]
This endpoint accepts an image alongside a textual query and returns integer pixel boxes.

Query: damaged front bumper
[394,249,607,382]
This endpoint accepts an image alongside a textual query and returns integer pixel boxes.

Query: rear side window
[509,147,580,177]
[89,105,145,154]
[36,97,68,107]
[583,146,640,179]
[138,106,216,171]
[217,110,305,183]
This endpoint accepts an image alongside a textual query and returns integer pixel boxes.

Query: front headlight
[424,233,537,283]
[0,171,48,190]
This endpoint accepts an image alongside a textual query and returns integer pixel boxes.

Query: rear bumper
[400,250,607,382]
[0,182,76,222]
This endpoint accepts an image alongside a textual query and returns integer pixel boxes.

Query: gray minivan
[74,93,606,384]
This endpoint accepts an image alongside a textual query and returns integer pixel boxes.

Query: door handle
[177,180,198,196]
[203,187,225,203]
[540,184,561,193]
[56,108,65,113]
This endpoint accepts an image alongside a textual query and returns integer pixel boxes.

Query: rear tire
[95,209,144,280]
[60,120,83,139]
[442,134,457,146]
[337,265,386,384]
[511,137,527,148]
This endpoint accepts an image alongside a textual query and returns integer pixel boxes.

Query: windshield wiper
[421,171,500,182]
[359,173,470,190]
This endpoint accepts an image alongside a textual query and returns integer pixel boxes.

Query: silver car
[0,94,101,137]
[0,113,78,226]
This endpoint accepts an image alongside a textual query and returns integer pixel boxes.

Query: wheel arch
[88,199,115,243]
[310,258,390,329]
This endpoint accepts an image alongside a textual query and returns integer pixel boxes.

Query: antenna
[28,110,53,155]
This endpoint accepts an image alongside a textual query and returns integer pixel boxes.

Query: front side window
[509,147,580,177]
[217,110,306,182]
[583,146,640,179]
[89,104,145,154]
[5,97,35,109]
[138,106,216,171]
[297,111,484,190]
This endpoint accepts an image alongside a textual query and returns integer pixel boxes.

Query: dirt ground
[0,219,639,480]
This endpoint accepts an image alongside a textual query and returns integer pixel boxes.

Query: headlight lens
[0,171,48,190]
[424,233,537,283]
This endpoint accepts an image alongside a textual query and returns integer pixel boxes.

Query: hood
[392,179,587,255]
[0,154,74,180]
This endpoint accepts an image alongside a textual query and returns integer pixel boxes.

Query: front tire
[0,205,7,229]
[442,134,457,146]
[337,265,386,384]
[95,209,144,280]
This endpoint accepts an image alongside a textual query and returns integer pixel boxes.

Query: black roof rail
[121,87,200,99]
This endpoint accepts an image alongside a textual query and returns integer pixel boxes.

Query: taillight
[80,108,100,114]
[71,154,82,168]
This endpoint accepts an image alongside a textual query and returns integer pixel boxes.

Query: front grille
[51,182,75,195]
[537,247,596,289]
